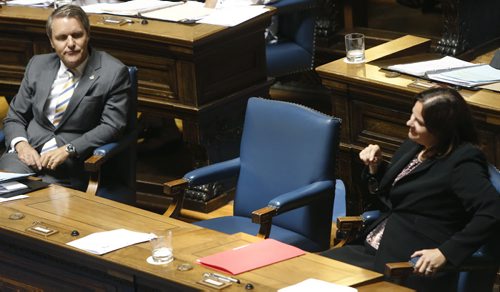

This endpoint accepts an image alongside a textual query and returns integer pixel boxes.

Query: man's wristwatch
[65,144,77,157]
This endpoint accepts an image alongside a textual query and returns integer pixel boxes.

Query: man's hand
[15,141,42,171]
[40,146,70,171]
[411,248,447,276]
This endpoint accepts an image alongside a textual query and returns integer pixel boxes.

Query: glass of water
[149,230,173,264]
[345,33,365,64]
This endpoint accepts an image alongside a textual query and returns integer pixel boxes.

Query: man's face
[49,17,89,70]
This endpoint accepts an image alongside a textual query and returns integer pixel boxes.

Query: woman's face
[406,101,437,149]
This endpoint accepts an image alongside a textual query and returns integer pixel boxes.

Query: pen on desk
[208,272,240,284]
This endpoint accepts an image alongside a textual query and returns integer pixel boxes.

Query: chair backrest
[266,0,317,77]
[99,66,138,192]
[457,164,500,292]
[234,97,341,247]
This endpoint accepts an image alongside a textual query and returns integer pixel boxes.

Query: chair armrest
[361,210,381,226]
[268,180,335,214]
[84,132,137,172]
[183,157,241,186]
[163,178,189,218]
[162,158,241,218]
[84,130,137,195]
[251,180,334,238]
[385,261,414,279]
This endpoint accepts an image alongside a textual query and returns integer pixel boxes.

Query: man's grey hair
[46,4,90,39]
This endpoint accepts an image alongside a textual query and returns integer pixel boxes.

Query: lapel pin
[89,75,95,80]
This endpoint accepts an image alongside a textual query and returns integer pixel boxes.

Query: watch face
[66,144,76,155]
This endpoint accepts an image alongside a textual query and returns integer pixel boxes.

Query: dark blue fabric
[266,0,316,77]
[95,66,138,205]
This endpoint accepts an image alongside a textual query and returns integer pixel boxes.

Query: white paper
[427,64,500,87]
[82,0,183,16]
[0,172,34,183]
[278,279,358,292]
[0,181,28,193]
[0,195,29,203]
[387,56,475,77]
[7,0,53,7]
[197,5,267,27]
[67,229,156,255]
[142,1,213,23]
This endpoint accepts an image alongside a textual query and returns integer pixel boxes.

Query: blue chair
[266,0,317,77]
[164,97,341,252]
[336,164,500,292]
[84,66,138,206]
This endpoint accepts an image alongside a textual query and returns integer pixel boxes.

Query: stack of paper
[197,239,305,275]
[7,0,53,7]
[427,64,500,88]
[82,0,183,16]
[387,56,476,77]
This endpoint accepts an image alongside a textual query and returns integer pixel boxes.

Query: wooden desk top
[0,4,272,47]
[0,185,383,290]
[316,35,500,122]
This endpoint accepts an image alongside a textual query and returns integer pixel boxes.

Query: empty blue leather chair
[164,97,341,252]
[84,66,138,206]
[266,0,316,77]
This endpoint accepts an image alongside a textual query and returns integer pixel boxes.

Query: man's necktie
[51,69,77,126]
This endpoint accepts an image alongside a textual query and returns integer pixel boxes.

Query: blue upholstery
[85,66,138,206]
[332,179,346,222]
[266,0,316,77]
[455,164,499,292]
[186,97,341,252]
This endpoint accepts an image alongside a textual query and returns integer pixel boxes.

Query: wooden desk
[316,35,500,214]
[0,5,272,187]
[0,184,386,291]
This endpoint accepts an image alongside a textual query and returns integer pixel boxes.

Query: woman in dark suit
[322,88,500,291]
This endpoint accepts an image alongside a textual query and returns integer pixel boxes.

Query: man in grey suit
[0,5,131,190]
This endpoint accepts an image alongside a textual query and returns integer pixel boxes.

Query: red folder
[197,239,305,275]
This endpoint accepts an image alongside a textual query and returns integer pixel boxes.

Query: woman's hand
[411,248,447,276]
[359,144,382,174]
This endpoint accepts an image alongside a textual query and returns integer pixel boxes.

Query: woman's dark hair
[46,5,90,39]
[416,87,478,158]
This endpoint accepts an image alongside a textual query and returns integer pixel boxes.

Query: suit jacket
[3,49,131,159]
[369,140,500,272]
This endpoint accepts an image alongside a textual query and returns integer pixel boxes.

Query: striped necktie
[51,69,77,126]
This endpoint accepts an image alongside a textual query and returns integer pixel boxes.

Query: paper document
[142,1,213,23]
[0,172,34,183]
[0,195,29,203]
[0,181,28,194]
[278,279,358,292]
[67,229,156,255]
[427,64,500,87]
[7,0,53,7]
[387,56,476,77]
[82,0,183,16]
[197,239,305,275]
[197,5,268,27]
